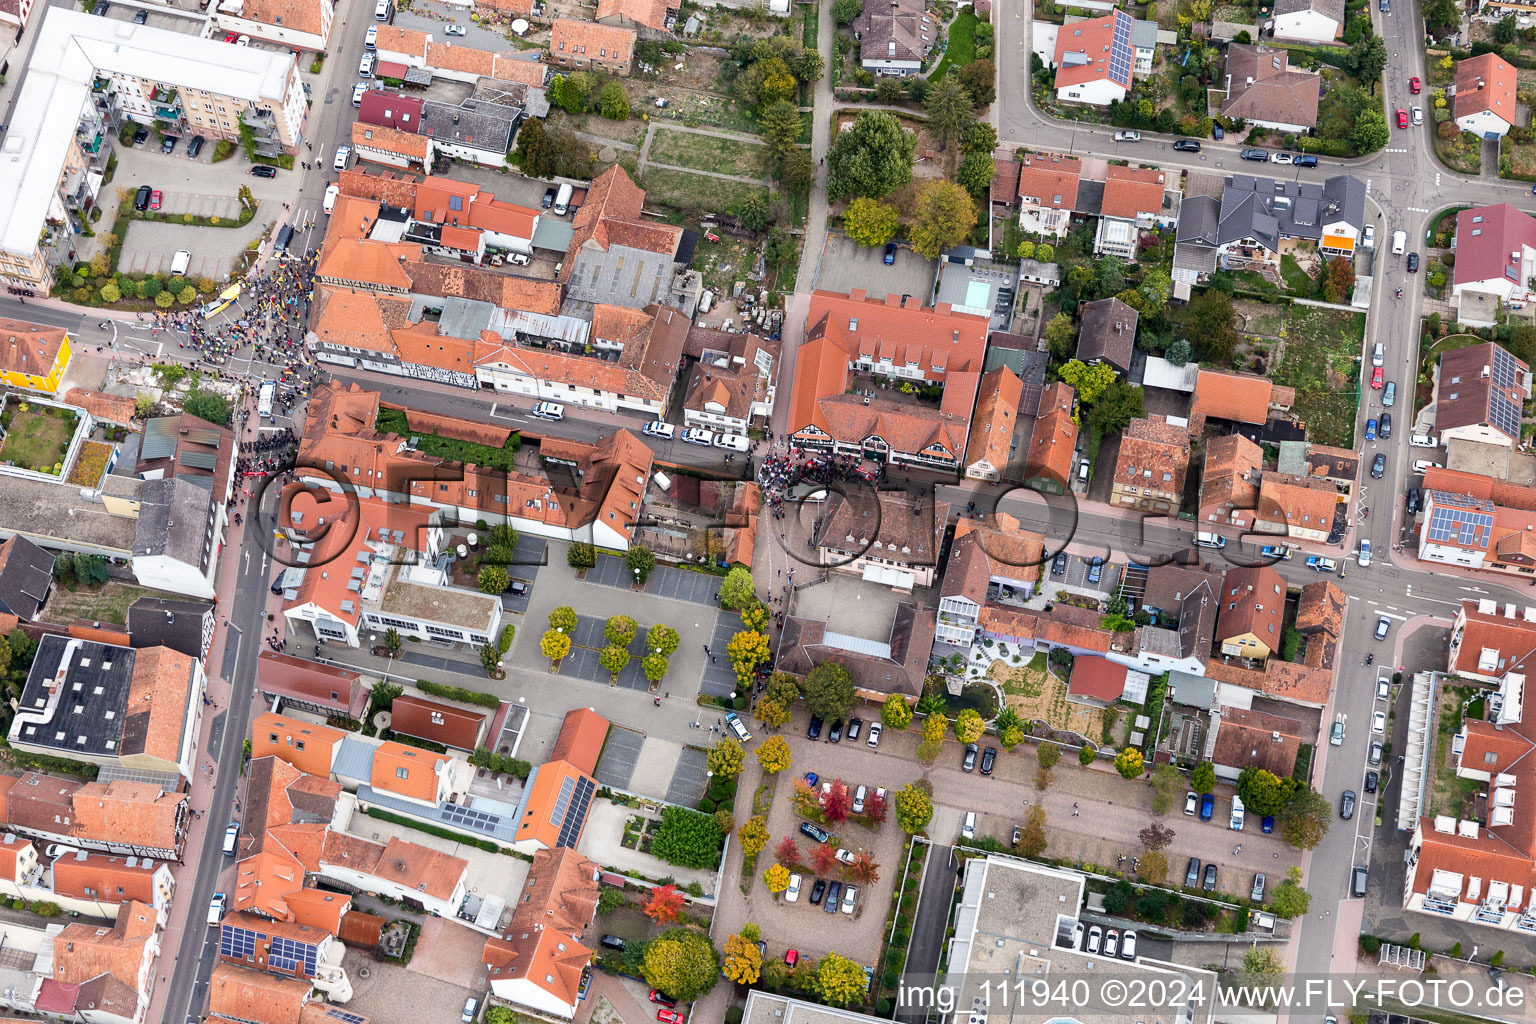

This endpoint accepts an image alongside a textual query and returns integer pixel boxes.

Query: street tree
[773,836,803,868]
[719,566,756,609]
[1114,748,1146,779]
[916,712,946,763]
[1150,764,1182,815]
[895,781,934,833]
[599,644,631,681]
[648,623,680,657]
[1139,821,1175,852]
[820,778,852,823]
[1236,767,1298,817]
[754,699,791,729]
[707,737,746,778]
[1279,788,1330,850]
[540,630,570,664]
[722,931,763,985]
[1138,851,1168,884]
[739,816,769,856]
[1269,866,1312,918]
[763,862,791,892]
[1190,761,1217,794]
[549,606,578,633]
[1014,805,1048,857]
[881,694,913,730]
[958,59,996,106]
[756,735,792,773]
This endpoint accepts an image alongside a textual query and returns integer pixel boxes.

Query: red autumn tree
[809,841,839,876]
[642,884,685,924]
[848,851,881,886]
[774,835,803,868]
[821,778,852,824]
[863,790,887,824]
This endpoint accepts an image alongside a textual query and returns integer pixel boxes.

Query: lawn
[42,581,180,625]
[1272,305,1366,448]
[929,8,977,81]
[0,405,77,474]
[1280,254,1314,297]
[640,168,769,216]
[1503,136,1536,182]
[647,129,770,180]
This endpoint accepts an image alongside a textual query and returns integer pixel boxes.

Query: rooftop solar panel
[1425,495,1494,546]
[556,775,595,848]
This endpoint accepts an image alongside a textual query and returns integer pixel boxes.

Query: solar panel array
[1491,346,1523,440]
[1108,13,1133,86]
[442,803,504,835]
[560,775,596,848]
[220,924,262,960]
[1425,494,1494,546]
[270,935,319,976]
[324,1010,369,1024]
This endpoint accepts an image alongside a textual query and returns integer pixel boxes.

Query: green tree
[1164,338,1192,366]
[962,119,998,155]
[567,542,597,570]
[641,927,719,1002]
[803,662,857,721]
[1036,243,1055,261]
[1352,108,1390,153]
[1236,767,1298,817]
[477,565,509,593]
[953,708,985,744]
[99,282,121,304]
[909,179,977,259]
[816,952,868,1007]
[1190,762,1217,793]
[826,110,915,201]
[924,75,975,149]
[758,99,804,158]
[1037,742,1060,770]
[1017,239,1036,260]
[549,606,578,633]
[479,643,500,676]
[881,693,913,730]
[183,390,231,425]
[1186,290,1238,364]
[755,734,792,773]
[599,644,631,680]
[1139,267,1173,314]
[833,0,862,21]
[604,614,638,648]
[1014,804,1047,857]
[958,59,997,106]
[727,630,770,688]
[1346,35,1387,89]
[642,652,669,683]
[382,628,402,659]
[1240,946,1285,982]
[895,781,934,833]
[780,147,815,195]
[648,623,680,657]
[176,285,196,304]
[1085,379,1146,437]
[651,806,725,868]
[598,81,630,120]
[754,698,790,729]
[1114,747,1146,779]
[916,711,946,763]
[734,194,769,231]
[1078,744,1097,766]
[1279,787,1331,850]
[708,736,746,777]
[1057,359,1117,405]
[1270,867,1312,918]
[1496,12,1518,42]
[1044,312,1077,361]
[843,197,900,247]
[956,150,994,196]
[625,545,656,583]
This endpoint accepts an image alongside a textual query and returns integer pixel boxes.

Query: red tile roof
[1437,341,1530,443]
[389,695,486,750]
[1068,656,1129,701]
[484,847,599,1007]
[806,289,989,382]
[1100,165,1166,220]
[52,851,165,907]
[1191,369,1281,427]
[550,708,609,776]
[1017,151,1081,210]
[1450,599,1536,678]
[1454,204,1536,292]
[1111,415,1189,497]
[964,366,1023,474]
[1211,706,1303,776]
[550,18,636,67]
[0,317,68,380]
[1053,11,1133,90]
[1455,53,1517,124]
[1024,381,1077,487]
[255,652,366,718]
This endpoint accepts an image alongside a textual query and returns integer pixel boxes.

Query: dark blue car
[1212,124,1225,140]
[1199,793,1215,821]
[1262,815,1275,834]
[883,242,897,265]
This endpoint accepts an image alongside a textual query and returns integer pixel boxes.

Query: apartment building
[0,9,307,292]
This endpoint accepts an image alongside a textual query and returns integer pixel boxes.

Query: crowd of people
[755,446,883,521]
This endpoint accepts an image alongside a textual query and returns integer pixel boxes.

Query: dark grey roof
[134,477,217,576]
[419,98,521,155]
[1216,173,1365,253]
[1075,179,1105,216]
[0,535,53,621]
[127,598,214,662]
[1076,297,1139,372]
[14,635,136,759]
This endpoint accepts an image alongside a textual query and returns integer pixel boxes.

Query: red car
[657,1011,684,1024]
[149,190,162,211]
[223,31,238,42]
[785,949,799,967]
[1372,366,1385,389]
[1409,76,1421,94]
[1396,108,1408,128]
[649,991,677,1008]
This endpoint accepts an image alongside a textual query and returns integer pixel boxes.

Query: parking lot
[586,553,722,605]
[391,0,517,54]
[593,726,647,789]
[814,231,936,303]
[665,746,710,805]
[700,612,742,697]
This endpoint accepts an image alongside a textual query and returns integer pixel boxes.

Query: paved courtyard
[341,946,479,1024]
[814,231,936,301]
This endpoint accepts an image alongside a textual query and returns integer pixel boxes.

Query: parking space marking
[665,746,710,806]
[594,727,645,790]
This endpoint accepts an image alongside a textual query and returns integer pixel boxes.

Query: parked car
[828,720,844,743]
[1396,108,1408,128]
[1295,154,1318,167]
[1269,151,1292,163]
[1369,741,1383,766]
[1121,930,1138,960]
[1185,858,1201,886]
[807,716,823,740]
[1408,252,1420,272]
[846,718,862,742]
[446,22,467,34]
[841,885,858,914]
[1340,790,1357,819]
[883,241,897,265]
[133,185,152,211]
[1240,148,1269,160]
[785,873,801,903]
[1261,815,1274,834]
[962,743,979,772]
[1199,793,1214,821]
[1384,381,1397,406]
[852,785,867,814]
[809,879,827,905]
[132,7,147,21]
[784,949,799,967]
[650,991,677,1008]
[187,135,205,158]
[132,125,150,145]
[1365,418,1377,441]
[1352,866,1368,897]
[1377,678,1392,701]
[1365,770,1379,794]
[161,135,178,154]
[1212,123,1224,139]
[1104,929,1120,958]
[600,934,626,950]
[332,146,351,172]
[1086,925,1103,954]
[1363,225,1375,248]
[1172,139,1201,152]
[866,722,882,748]
[1087,557,1104,584]
[824,881,842,915]
[657,1010,684,1024]
[1380,412,1392,439]
[1406,488,1421,514]
[799,822,830,844]
[1114,131,1140,142]
[1371,365,1384,389]
[1052,551,1068,575]
[980,746,997,775]
[835,848,856,866]
[1252,872,1266,901]
[251,164,277,178]
[1184,791,1198,815]
[1202,863,1218,891]
[804,772,818,789]
[149,189,162,211]
[1331,720,1345,746]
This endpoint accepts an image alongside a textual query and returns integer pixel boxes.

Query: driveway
[814,232,936,302]
[341,946,479,1024]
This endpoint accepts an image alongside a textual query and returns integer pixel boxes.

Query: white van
[1413,460,1441,474]
[323,183,340,214]
[1392,230,1407,255]
[713,433,749,453]
[961,811,976,839]
[681,427,715,447]
[208,892,226,925]
[1230,794,1245,831]
[531,401,564,421]
[365,24,378,48]
[170,249,191,276]
[222,822,240,855]
[358,53,374,77]
[553,182,573,215]
[1195,531,1227,549]
[1371,342,1384,367]
[352,82,367,106]
[641,421,675,440]
[1409,433,1438,448]
[374,0,391,20]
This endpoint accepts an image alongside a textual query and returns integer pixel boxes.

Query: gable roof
[1200,432,1263,521]
[1024,381,1077,487]
[851,0,934,63]
[1294,579,1345,637]
[1100,164,1167,221]
[1436,341,1530,443]
[1192,369,1283,426]
[549,708,608,776]
[1220,44,1321,127]
[0,535,52,620]
[483,848,599,1007]
[1455,52,1517,123]
[1216,565,1286,649]
[1256,474,1340,535]
[963,366,1023,472]
[1069,656,1129,702]
[1016,151,1081,211]
[389,695,485,750]
[595,0,677,31]
[1053,10,1134,91]
[0,317,69,379]
[1076,296,1138,370]
[550,17,636,64]
[805,289,989,380]
[1211,706,1303,775]
[1272,0,1343,24]
[1111,415,1190,496]
[351,121,430,161]
[1454,204,1536,291]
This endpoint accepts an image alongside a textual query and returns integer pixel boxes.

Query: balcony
[153,106,182,123]
[92,76,111,93]
[80,131,104,155]
[241,106,277,131]
[150,86,177,105]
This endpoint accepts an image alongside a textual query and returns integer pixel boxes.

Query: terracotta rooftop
[1100,164,1168,221]
[0,317,69,379]
[963,365,1023,474]
[1256,474,1340,535]
[1455,52,1518,123]
[1204,657,1334,706]
[1112,414,1189,496]
[550,18,637,66]
[1191,369,1288,428]
[352,121,431,161]
[1295,579,1345,637]
[1024,381,1078,487]
[1199,432,1263,525]
[806,288,989,382]
[1017,151,1081,211]
[208,962,311,1024]
[1216,565,1286,652]
[1211,705,1303,776]
[549,708,609,776]
[1069,656,1130,702]
[483,848,599,1007]
[818,489,948,567]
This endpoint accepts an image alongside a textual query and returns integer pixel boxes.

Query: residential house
[483,847,601,1019]
[1295,578,1345,669]
[0,318,70,393]
[1302,443,1360,488]
[511,708,606,854]
[990,158,1022,209]
[254,653,369,721]
[814,490,948,589]
[1110,415,1190,515]
[8,637,206,781]
[125,597,216,663]
[1436,342,1530,449]
[350,121,433,170]
[136,412,236,504]
[50,851,176,916]
[1215,565,1286,660]
[1075,296,1138,373]
[1175,173,1365,284]
[0,535,54,620]
[1414,490,1534,575]
[549,19,636,74]
[1188,368,1295,435]
[1133,562,1219,676]
[62,387,136,426]
[389,695,488,751]
[1269,0,1343,42]
[852,0,934,76]
[1455,53,1517,138]
[49,900,159,1024]
[963,366,1023,481]
[4,773,187,860]
[1209,706,1303,780]
[1016,151,1081,237]
[418,98,522,166]
[680,327,781,438]
[358,90,423,132]
[1255,473,1341,543]
[1203,654,1335,707]
[559,165,699,314]
[212,0,334,51]
[1068,655,1150,706]
[1053,10,1135,105]
[1022,381,1077,492]
[1095,165,1173,258]
[595,0,678,35]
[1451,205,1536,326]
[932,516,1046,648]
[1219,44,1321,132]
[1447,598,1536,686]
